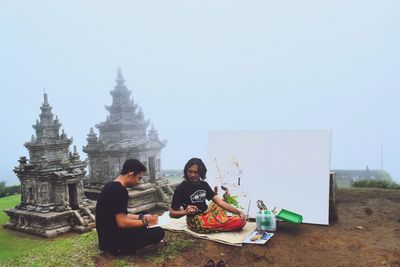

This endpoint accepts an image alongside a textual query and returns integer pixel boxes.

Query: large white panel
[207,130,332,225]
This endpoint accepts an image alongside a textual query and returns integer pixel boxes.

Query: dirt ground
[98,188,400,267]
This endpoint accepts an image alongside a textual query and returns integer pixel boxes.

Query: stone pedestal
[4,209,72,238]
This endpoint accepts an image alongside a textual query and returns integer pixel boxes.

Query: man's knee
[152,227,165,241]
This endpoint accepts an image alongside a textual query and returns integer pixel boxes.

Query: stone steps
[71,208,96,233]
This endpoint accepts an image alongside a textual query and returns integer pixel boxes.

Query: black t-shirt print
[95,181,128,251]
[171,180,216,214]
[190,189,207,203]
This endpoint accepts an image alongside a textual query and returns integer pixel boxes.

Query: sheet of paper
[147,212,170,228]
[242,230,274,245]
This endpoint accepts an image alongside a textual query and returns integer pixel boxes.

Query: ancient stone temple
[4,94,95,237]
[83,69,174,212]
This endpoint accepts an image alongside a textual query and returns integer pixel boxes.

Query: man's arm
[115,213,145,228]
[169,205,198,218]
[212,195,246,220]
[169,187,197,218]
[126,214,140,220]
[115,213,158,228]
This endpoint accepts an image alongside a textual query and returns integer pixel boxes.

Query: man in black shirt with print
[170,158,246,233]
[95,159,165,255]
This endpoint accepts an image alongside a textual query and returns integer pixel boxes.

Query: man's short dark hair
[121,159,147,175]
[183,158,207,180]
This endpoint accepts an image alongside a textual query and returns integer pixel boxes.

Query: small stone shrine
[83,68,174,212]
[4,94,95,237]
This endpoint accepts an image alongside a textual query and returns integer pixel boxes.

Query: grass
[103,232,196,267]
[0,230,98,267]
[0,230,196,267]
[0,194,20,223]
[113,259,132,267]
[0,195,195,266]
[0,194,56,263]
[0,194,96,266]
[143,232,195,264]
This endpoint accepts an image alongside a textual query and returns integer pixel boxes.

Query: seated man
[96,159,164,255]
[169,158,246,233]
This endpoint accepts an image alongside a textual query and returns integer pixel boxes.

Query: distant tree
[0,181,20,198]
[0,181,5,191]
[353,179,400,190]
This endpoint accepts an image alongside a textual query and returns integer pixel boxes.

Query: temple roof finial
[44,93,49,105]
[116,67,125,86]
[138,107,144,119]
[149,123,159,140]
[61,129,66,139]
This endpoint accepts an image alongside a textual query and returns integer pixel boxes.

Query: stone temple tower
[83,69,174,212]
[84,68,167,187]
[4,93,95,237]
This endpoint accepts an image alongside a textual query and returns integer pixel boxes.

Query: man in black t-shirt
[170,158,246,233]
[96,159,164,255]
[171,178,215,215]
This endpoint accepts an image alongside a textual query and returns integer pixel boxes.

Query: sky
[0,0,399,185]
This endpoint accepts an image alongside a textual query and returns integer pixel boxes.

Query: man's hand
[185,205,198,215]
[239,212,247,222]
[237,212,247,228]
[144,214,158,226]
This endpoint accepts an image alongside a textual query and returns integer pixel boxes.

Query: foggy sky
[1,0,399,185]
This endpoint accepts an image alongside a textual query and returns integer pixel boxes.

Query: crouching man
[95,159,165,255]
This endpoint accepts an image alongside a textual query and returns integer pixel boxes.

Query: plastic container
[275,209,303,224]
[256,210,277,231]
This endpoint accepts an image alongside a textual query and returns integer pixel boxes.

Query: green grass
[0,195,57,263]
[0,194,20,223]
[143,233,195,264]
[0,231,99,267]
[113,259,132,267]
[0,230,195,267]
[109,232,196,267]
[0,195,195,266]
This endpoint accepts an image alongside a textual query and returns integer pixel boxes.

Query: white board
[207,130,332,225]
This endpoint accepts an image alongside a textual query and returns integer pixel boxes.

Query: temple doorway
[68,183,79,210]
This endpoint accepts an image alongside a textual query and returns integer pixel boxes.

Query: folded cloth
[187,203,245,234]
[160,212,256,246]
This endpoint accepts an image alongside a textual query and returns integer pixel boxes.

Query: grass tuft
[0,230,99,267]
[113,258,132,267]
[143,232,196,264]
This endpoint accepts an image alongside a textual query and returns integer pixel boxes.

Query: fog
[1,1,399,185]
